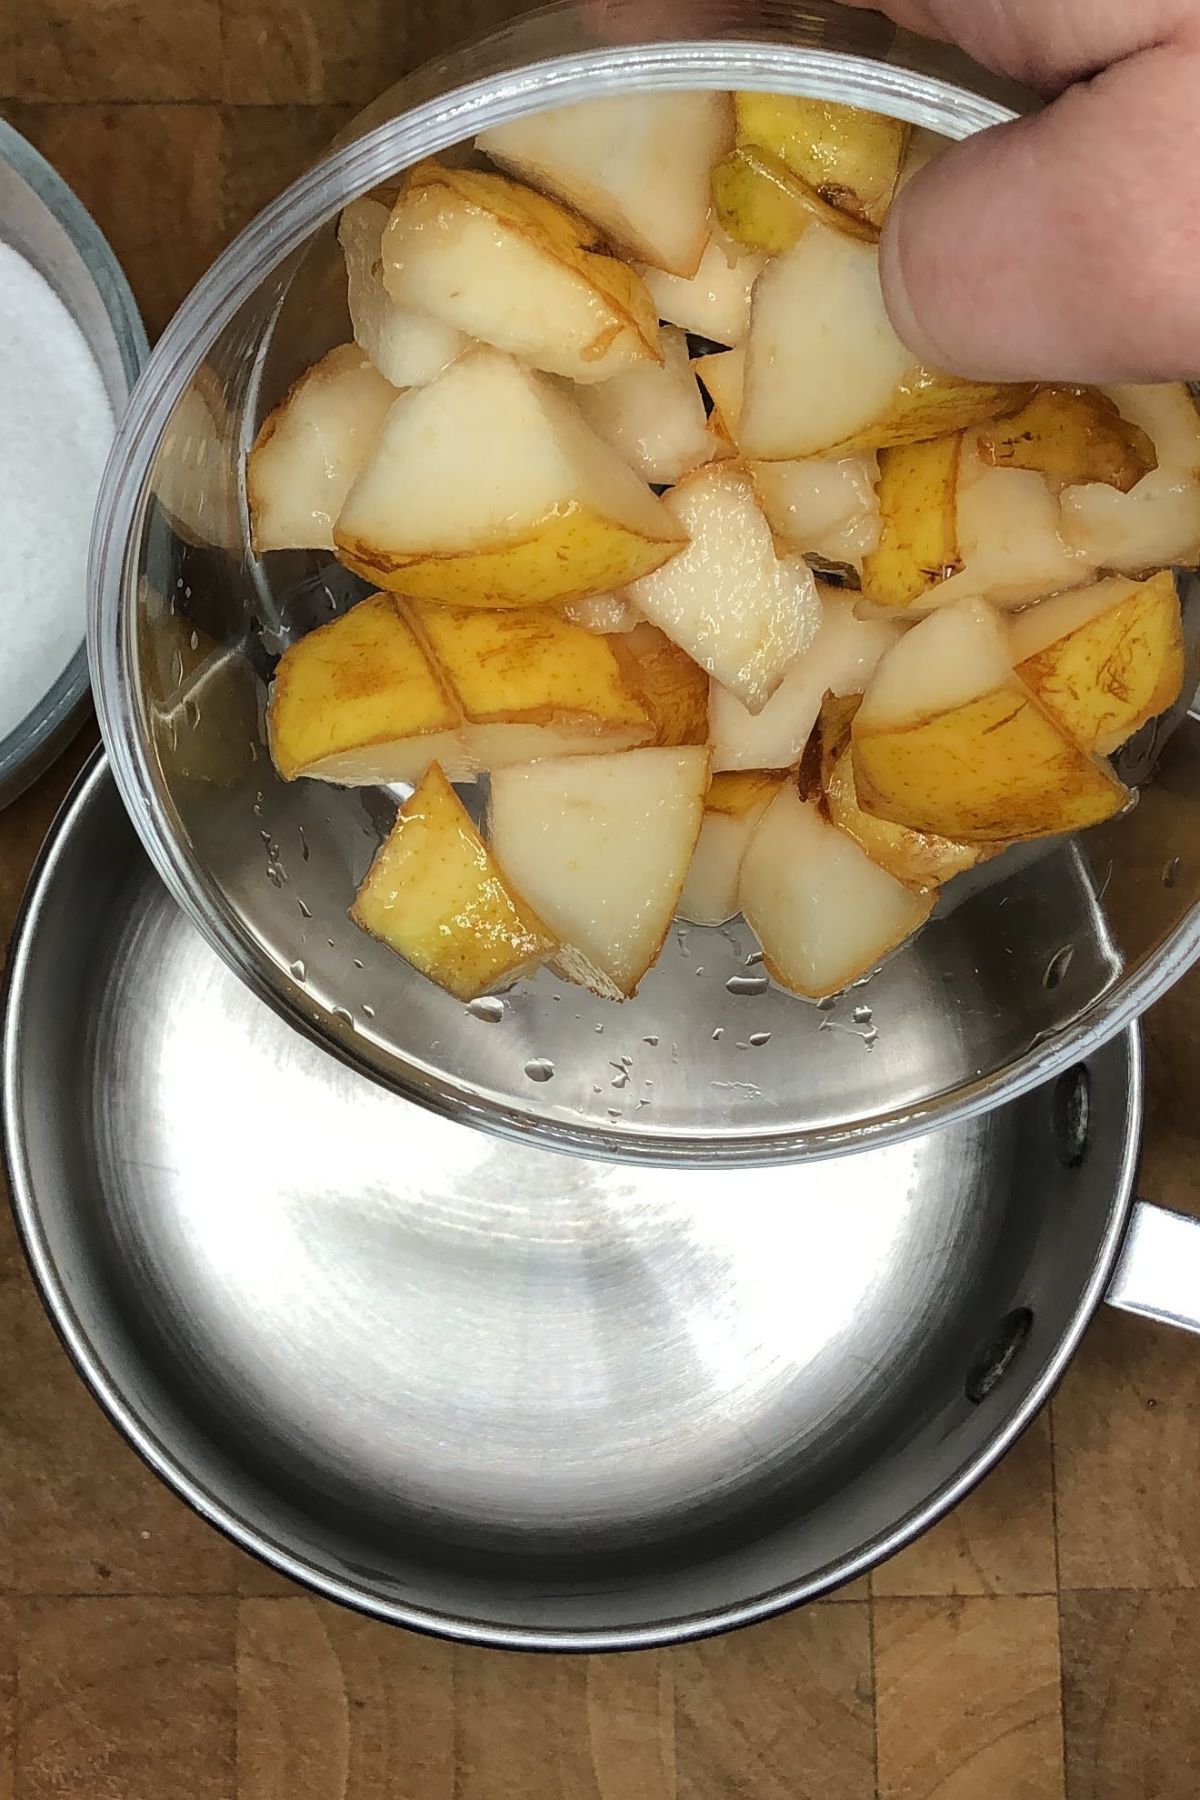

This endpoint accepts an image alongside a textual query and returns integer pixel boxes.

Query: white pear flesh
[676,774,784,925]
[638,228,764,345]
[1059,468,1200,574]
[628,463,823,712]
[739,227,913,460]
[338,196,467,386]
[1105,383,1200,472]
[334,349,685,606]
[477,92,733,277]
[751,454,881,563]
[489,747,710,998]
[571,326,716,483]
[247,344,397,553]
[739,789,932,998]
[710,594,901,770]
[857,596,1013,730]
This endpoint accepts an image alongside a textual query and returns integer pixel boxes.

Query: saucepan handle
[1105,1200,1200,1335]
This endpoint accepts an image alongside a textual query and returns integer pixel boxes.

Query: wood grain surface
[3,3,1200,1792]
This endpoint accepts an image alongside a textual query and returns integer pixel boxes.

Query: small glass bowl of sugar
[0,120,146,808]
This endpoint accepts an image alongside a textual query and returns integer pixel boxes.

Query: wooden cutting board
[3,4,1200,1792]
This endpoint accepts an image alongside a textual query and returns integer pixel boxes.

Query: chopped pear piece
[334,349,687,607]
[1105,383,1200,472]
[560,592,643,633]
[1009,571,1184,755]
[712,145,880,253]
[571,326,715,483]
[268,593,470,785]
[381,160,660,384]
[897,126,951,189]
[677,769,789,925]
[977,386,1157,493]
[478,92,733,277]
[352,763,556,1000]
[403,599,652,768]
[247,344,397,553]
[1059,468,1200,575]
[751,454,882,565]
[733,93,909,226]
[638,228,763,346]
[692,346,745,445]
[739,788,933,998]
[918,440,1093,613]
[860,435,963,608]
[852,598,1129,841]
[739,226,1033,460]
[489,747,710,998]
[628,464,822,712]
[610,621,710,746]
[710,593,900,770]
[816,693,986,889]
[338,195,468,387]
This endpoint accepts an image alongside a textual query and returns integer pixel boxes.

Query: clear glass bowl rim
[87,8,1194,1166]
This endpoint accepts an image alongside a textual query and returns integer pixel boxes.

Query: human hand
[837,0,1200,383]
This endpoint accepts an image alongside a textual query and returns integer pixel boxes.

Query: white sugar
[0,240,114,742]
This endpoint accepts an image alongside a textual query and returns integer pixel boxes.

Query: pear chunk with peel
[739,226,1033,460]
[352,763,556,1000]
[489,748,710,999]
[976,386,1157,493]
[852,598,1129,842]
[478,92,733,277]
[247,344,397,553]
[403,599,652,768]
[334,350,687,607]
[638,229,763,346]
[628,464,822,713]
[571,326,715,484]
[1059,468,1200,575]
[1009,571,1184,755]
[268,593,470,786]
[338,196,467,387]
[860,435,962,609]
[710,593,900,771]
[739,789,933,998]
[610,621,710,746]
[381,160,660,384]
[713,145,881,254]
[750,454,881,565]
[678,770,788,925]
[734,92,909,227]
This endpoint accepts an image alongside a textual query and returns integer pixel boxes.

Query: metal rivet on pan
[1052,1065,1090,1168]
[965,1308,1034,1404]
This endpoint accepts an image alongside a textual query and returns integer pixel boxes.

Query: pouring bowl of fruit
[89,0,1200,1163]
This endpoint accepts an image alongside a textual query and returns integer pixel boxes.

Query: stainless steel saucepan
[4,751,1199,1650]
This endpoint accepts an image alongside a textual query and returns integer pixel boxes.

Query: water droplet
[298,825,310,863]
[1043,946,1074,990]
[183,698,200,730]
[524,1057,555,1083]
[642,1034,659,1047]
[259,828,272,847]
[468,996,506,1023]
[331,1005,354,1028]
[296,898,312,920]
[189,628,199,651]
[362,1002,376,1020]
[748,1031,771,1047]
[594,1022,605,1034]
[852,1005,873,1025]
[352,957,364,971]
[712,1027,724,1041]
[327,937,336,949]
[265,865,282,888]
[288,959,306,983]
[170,649,184,687]
[1163,856,1182,889]
[610,1068,629,1090]
[818,995,837,1013]
[745,949,764,967]
[726,973,768,997]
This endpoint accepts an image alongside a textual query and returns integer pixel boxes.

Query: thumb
[879,44,1200,382]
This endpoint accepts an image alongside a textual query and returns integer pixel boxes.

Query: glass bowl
[88,0,1200,1164]
[0,118,147,808]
